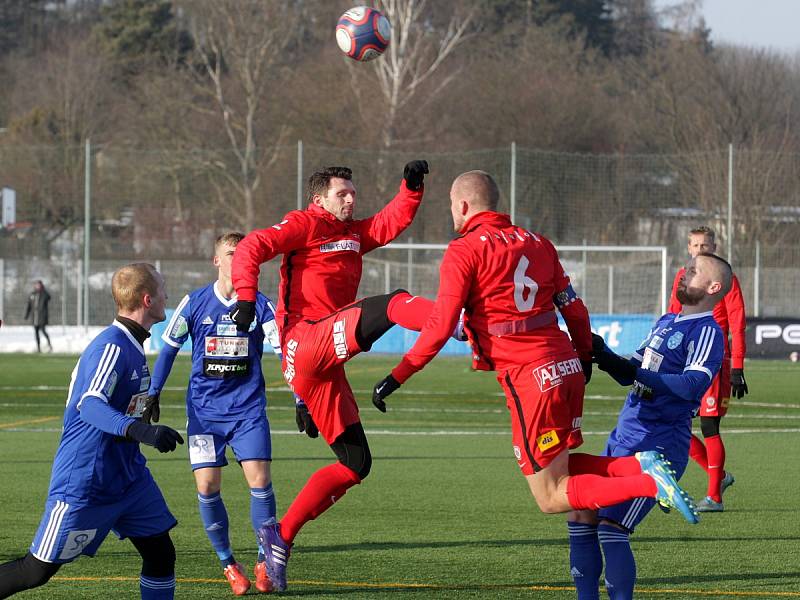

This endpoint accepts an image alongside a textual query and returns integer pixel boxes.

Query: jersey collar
[673,310,713,323]
[112,320,146,356]
[214,281,237,307]
[459,211,512,235]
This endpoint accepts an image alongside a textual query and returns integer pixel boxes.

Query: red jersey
[232,181,423,333]
[392,211,592,383]
[668,268,746,369]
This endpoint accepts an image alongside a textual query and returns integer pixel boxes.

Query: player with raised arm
[668,226,747,512]
[230,161,464,592]
[146,233,287,595]
[0,263,183,600]
[372,170,699,526]
[568,252,730,600]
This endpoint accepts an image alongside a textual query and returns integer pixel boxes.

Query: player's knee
[700,416,721,437]
[134,533,176,578]
[338,446,372,480]
[19,553,60,589]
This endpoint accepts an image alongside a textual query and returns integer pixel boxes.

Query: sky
[656,0,800,55]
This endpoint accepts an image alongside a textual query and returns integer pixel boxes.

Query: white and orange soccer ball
[336,6,391,62]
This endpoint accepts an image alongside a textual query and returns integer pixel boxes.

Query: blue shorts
[186,410,271,470]
[597,438,688,533]
[30,469,176,564]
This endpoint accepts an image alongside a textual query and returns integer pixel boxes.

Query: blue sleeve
[79,395,135,436]
[161,294,192,350]
[261,298,283,361]
[149,343,181,395]
[634,368,712,403]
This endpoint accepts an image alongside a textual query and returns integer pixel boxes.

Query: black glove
[592,334,637,381]
[141,392,160,424]
[581,360,592,385]
[730,368,748,399]
[125,420,184,453]
[372,374,401,413]
[295,400,319,438]
[403,160,429,191]
[230,300,256,333]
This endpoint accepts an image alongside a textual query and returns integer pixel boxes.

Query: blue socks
[140,574,175,599]
[197,491,234,568]
[250,484,276,561]
[568,521,602,600]
[598,523,636,600]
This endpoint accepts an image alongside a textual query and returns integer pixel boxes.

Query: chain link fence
[1,143,798,325]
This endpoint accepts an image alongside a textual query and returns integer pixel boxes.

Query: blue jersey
[153,282,280,422]
[607,311,724,465]
[49,321,152,504]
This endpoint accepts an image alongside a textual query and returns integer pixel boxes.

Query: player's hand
[126,421,184,453]
[230,300,256,333]
[372,374,400,413]
[591,333,606,360]
[730,368,748,398]
[295,399,319,438]
[142,392,160,424]
[403,160,429,191]
[581,360,592,385]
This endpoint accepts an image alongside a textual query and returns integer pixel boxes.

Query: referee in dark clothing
[24,280,52,352]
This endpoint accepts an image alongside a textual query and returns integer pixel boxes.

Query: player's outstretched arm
[146,344,181,423]
[592,334,637,385]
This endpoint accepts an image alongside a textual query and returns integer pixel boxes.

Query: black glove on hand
[141,393,160,424]
[230,300,256,333]
[403,160,429,191]
[126,421,184,453]
[581,360,593,385]
[591,333,606,359]
[730,368,748,399]
[372,374,401,413]
[295,400,319,438]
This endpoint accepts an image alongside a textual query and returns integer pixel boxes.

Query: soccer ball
[336,6,391,62]
[790,351,799,362]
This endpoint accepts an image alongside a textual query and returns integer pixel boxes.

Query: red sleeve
[726,274,747,369]
[667,269,683,314]
[358,180,423,253]
[391,243,472,384]
[547,239,592,361]
[231,213,309,302]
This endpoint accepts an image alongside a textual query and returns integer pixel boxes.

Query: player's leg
[33,325,41,352]
[597,520,636,600]
[566,511,602,600]
[0,553,60,598]
[256,421,369,592]
[696,360,732,510]
[187,414,250,594]
[130,532,176,600]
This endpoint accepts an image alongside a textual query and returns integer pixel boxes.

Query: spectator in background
[24,280,52,353]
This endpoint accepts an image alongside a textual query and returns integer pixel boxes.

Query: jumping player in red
[230,161,454,592]
[373,170,700,523]
[668,226,747,511]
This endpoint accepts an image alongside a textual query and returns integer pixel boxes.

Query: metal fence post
[754,239,760,317]
[297,140,303,211]
[84,138,91,331]
[727,143,734,261]
[0,258,4,322]
[510,141,516,223]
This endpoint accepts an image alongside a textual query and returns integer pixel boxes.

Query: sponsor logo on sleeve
[536,430,560,452]
[531,358,582,391]
[320,239,361,253]
[170,315,189,338]
[203,358,249,378]
[649,335,664,350]
[103,371,118,397]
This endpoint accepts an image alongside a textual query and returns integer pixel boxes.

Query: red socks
[704,434,726,501]
[566,473,657,510]
[387,292,433,331]
[280,462,361,544]
[689,434,709,472]
[568,453,643,477]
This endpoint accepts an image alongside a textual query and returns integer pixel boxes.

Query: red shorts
[497,353,585,476]
[281,303,365,443]
[699,357,731,417]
